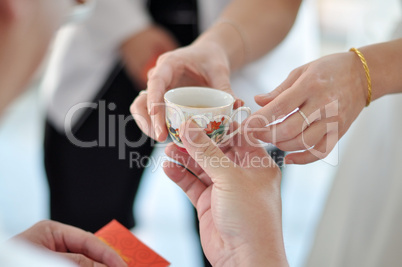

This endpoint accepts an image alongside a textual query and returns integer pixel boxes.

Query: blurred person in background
[42,0,179,233]
[0,0,127,266]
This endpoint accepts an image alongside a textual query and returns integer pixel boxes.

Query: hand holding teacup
[130,41,243,142]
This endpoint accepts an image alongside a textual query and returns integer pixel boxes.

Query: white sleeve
[85,0,151,50]
[42,0,151,132]
[0,238,76,267]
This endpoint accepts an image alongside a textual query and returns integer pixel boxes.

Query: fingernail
[236,99,245,106]
[176,146,188,154]
[188,127,201,140]
[285,159,294,165]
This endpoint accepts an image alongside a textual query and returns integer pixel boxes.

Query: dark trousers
[44,66,153,232]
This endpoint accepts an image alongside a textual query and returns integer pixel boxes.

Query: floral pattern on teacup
[204,117,227,143]
[166,116,229,145]
[165,102,236,146]
[166,118,181,143]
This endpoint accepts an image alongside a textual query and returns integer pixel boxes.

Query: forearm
[120,25,178,88]
[232,188,288,267]
[357,38,402,101]
[194,0,302,70]
[234,234,288,267]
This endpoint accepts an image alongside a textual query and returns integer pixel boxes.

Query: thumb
[57,253,108,267]
[209,71,244,109]
[179,120,235,181]
[219,86,244,109]
[218,85,244,109]
[255,66,304,106]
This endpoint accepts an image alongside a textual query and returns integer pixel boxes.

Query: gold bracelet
[349,47,372,107]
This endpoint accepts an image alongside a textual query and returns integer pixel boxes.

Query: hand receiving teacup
[163,120,287,266]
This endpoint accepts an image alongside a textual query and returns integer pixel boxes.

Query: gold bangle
[349,47,372,107]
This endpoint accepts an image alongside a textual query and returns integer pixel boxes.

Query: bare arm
[358,38,402,101]
[197,0,302,70]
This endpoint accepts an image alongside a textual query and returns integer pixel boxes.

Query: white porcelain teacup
[164,86,251,148]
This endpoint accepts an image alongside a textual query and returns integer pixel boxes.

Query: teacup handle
[220,107,251,143]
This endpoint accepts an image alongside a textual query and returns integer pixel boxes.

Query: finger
[219,123,271,165]
[243,85,307,131]
[274,121,327,151]
[254,67,304,107]
[207,63,231,95]
[57,253,107,267]
[215,86,244,109]
[163,161,208,207]
[146,61,171,113]
[253,106,321,144]
[152,106,169,142]
[130,94,157,140]
[165,143,212,185]
[285,132,338,165]
[146,66,156,82]
[206,65,245,109]
[48,222,127,267]
[243,68,308,132]
[234,98,245,109]
[179,120,237,182]
[147,62,173,141]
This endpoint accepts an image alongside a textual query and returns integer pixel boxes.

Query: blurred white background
[0,0,400,266]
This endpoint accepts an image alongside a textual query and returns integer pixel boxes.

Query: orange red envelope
[95,220,170,267]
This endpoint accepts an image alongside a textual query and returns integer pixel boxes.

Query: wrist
[352,40,402,102]
[229,218,288,266]
[194,20,247,71]
[230,247,288,267]
[346,51,369,108]
[349,48,372,107]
